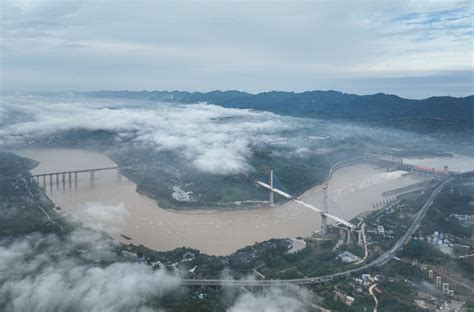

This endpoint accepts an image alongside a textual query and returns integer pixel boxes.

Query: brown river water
[16,148,432,255]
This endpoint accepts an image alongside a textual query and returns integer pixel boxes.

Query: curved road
[369,284,379,312]
[181,179,452,287]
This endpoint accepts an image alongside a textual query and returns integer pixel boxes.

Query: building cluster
[426,231,457,255]
[427,231,453,248]
[336,251,361,263]
[449,214,473,221]
[120,247,210,280]
[366,224,394,238]
[376,225,385,236]
[332,273,384,307]
[354,273,383,288]
[333,290,355,306]
[168,252,198,272]
[423,229,472,257]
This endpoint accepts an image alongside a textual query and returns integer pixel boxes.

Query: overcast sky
[1,0,472,98]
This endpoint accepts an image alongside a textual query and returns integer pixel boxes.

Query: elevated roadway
[13,157,453,287]
[181,178,452,287]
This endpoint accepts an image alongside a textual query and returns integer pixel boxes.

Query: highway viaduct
[179,178,452,287]
[15,154,455,287]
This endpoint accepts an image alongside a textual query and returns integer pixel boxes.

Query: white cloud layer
[229,286,312,312]
[76,202,129,235]
[0,230,181,312]
[0,228,314,311]
[0,96,298,174]
[1,95,456,174]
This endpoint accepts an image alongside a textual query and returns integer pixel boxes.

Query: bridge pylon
[321,183,328,235]
[269,169,274,207]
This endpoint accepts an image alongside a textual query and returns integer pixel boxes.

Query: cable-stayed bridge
[255,179,355,230]
[8,152,455,187]
[18,152,453,233]
[5,153,455,287]
[25,163,357,232]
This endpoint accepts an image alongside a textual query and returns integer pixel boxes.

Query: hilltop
[79,90,473,125]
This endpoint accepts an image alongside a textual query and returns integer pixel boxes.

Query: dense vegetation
[3,150,472,310]
[109,145,347,209]
[81,89,474,126]
[419,176,474,240]
[0,152,73,236]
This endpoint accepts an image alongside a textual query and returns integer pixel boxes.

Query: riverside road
[181,178,452,287]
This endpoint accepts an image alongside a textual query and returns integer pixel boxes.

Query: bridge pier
[74,172,78,189]
[364,153,411,173]
[32,167,120,190]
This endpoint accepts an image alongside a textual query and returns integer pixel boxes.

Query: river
[16,148,436,255]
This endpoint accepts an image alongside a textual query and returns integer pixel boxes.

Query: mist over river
[15,148,438,255]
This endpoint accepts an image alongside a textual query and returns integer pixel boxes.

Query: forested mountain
[80,90,473,122]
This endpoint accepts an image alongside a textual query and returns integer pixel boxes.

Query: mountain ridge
[76,89,473,122]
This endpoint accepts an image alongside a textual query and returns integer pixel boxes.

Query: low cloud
[220,271,314,312]
[0,96,297,175]
[76,201,129,235]
[0,95,441,176]
[229,285,313,312]
[0,229,180,312]
[0,228,316,311]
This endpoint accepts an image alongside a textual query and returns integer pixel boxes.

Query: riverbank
[15,148,432,255]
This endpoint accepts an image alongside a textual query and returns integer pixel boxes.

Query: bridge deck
[32,166,119,177]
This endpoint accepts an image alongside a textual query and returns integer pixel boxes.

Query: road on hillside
[181,178,453,287]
